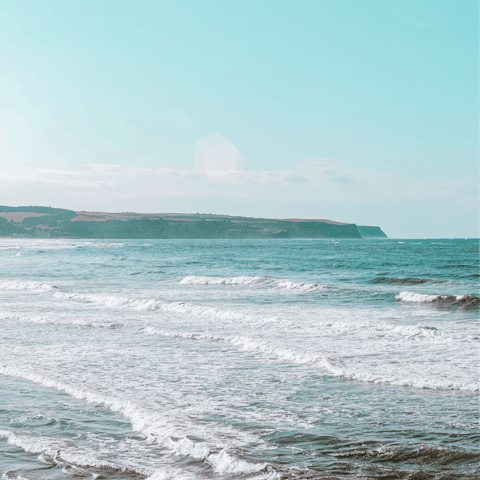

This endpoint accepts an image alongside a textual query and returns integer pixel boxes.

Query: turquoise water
[0,238,478,479]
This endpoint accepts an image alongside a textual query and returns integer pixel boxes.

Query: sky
[0,0,478,238]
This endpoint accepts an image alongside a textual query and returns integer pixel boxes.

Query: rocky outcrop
[0,206,387,239]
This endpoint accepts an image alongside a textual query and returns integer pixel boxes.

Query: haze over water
[0,238,478,479]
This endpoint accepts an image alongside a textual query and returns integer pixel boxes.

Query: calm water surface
[0,238,478,480]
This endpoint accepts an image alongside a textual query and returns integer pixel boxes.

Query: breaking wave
[144,327,323,366]
[0,367,270,477]
[180,275,267,285]
[0,429,153,478]
[75,242,153,249]
[180,275,329,293]
[335,369,478,392]
[319,321,447,341]
[396,291,480,307]
[53,291,279,323]
[143,328,477,391]
[2,473,36,480]
[0,280,58,292]
[0,312,122,329]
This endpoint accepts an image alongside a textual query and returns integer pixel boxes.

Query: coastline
[0,206,388,239]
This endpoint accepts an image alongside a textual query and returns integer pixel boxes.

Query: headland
[0,206,387,239]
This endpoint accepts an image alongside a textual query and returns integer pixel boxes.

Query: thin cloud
[0,161,474,199]
[0,160,476,237]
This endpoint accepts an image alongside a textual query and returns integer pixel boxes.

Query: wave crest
[144,327,321,366]
[143,328,478,391]
[0,367,269,477]
[396,291,480,306]
[0,280,58,292]
[181,275,267,285]
[0,312,122,329]
[0,430,153,478]
[180,275,329,293]
[53,291,279,323]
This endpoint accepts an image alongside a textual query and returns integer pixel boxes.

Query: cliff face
[279,221,361,239]
[357,226,388,238]
[0,206,386,239]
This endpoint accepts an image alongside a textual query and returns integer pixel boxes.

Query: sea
[0,238,478,480]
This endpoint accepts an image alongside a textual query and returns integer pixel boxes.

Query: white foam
[322,356,478,391]
[0,366,272,475]
[207,450,267,474]
[0,313,46,324]
[321,320,447,342]
[0,280,57,292]
[180,275,268,285]
[372,323,442,340]
[0,240,153,251]
[145,468,202,480]
[39,450,152,476]
[2,473,35,480]
[334,369,479,391]
[396,291,478,305]
[145,319,449,349]
[0,429,69,454]
[180,275,329,293]
[0,312,122,329]
[396,291,443,303]
[272,279,328,293]
[0,429,153,477]
[53,291,279,323]
[143,328,478,391]
[74,242,153,249]
[0,367,201,457]
[76,242,129,248]
[144,327,326,366]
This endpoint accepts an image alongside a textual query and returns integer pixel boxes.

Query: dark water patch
[372,276,432,285]
[39,449,149,478]
[457,273,480,281]
[3,472,37,480]
[261,443,480,480]
[258,429,480,478]
[267,431,338,447]
[326,442,480,465]
[437,264,477,270]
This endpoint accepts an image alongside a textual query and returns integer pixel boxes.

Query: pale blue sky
[0,0,478,237]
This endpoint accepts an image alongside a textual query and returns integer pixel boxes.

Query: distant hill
[0,206,387,239]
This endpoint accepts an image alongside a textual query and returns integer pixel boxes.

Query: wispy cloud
[0,159,382,187]
[0,160,477,237]
[0,159,475,200]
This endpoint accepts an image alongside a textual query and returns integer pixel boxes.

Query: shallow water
[0,238,478,479]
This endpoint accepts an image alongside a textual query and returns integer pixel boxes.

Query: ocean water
[0,238,478,480]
